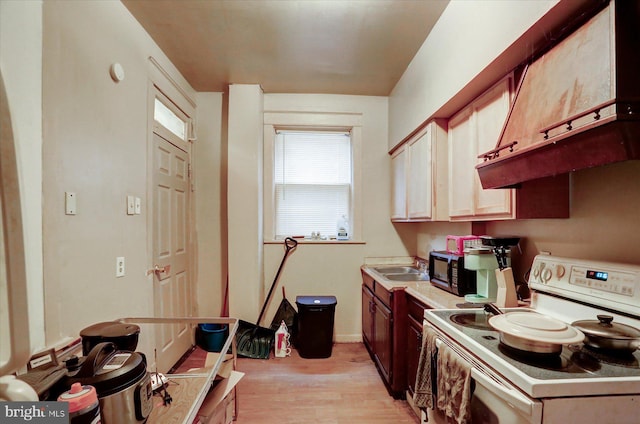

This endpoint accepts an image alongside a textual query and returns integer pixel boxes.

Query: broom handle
[256,237,297,326]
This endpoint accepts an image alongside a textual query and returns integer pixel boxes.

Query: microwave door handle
[470,368,542,421]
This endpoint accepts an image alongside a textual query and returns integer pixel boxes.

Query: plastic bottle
[275,321,291,357]
[336,215,349,240]
[58,382,102,424]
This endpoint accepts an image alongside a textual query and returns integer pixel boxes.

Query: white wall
[0,0,45,353]
[389,0,560,149]
[41,1,200,353]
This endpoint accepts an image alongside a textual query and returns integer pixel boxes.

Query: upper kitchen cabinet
[449,76,569,221]
[449,77,513,219]
[391,120,448,222]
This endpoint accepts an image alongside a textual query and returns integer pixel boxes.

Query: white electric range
[424,254,640,423]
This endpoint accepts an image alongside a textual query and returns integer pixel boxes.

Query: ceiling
[122,0,450,96]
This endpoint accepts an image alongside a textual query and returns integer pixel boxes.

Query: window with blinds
[274,130,352,239]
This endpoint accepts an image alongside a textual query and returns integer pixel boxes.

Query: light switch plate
[127,195,135,215]
[134,197,141,215]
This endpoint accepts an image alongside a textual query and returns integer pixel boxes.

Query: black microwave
[428,250,477,297]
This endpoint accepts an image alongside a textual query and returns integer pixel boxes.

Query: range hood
[477,0,640,189]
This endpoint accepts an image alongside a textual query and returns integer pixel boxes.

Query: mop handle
[256,237,298,325]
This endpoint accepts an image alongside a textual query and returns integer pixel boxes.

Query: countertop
[361,265,463,309]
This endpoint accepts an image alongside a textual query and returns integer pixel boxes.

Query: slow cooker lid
[80,321,140,338]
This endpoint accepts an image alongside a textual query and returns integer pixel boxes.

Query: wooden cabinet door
[448,107,475,218]
[407,127,433,220]
[361,286,375,351]
[406,316,423,396]
[448,75,514,220]
[390,146,407,220]
[473,78,513,217]
[373,296,393,381]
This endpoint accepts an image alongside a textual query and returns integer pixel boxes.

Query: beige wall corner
[194,92,225,317]
[227,85,264,322]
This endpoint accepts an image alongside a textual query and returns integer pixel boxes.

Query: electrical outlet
[116,256,125,277]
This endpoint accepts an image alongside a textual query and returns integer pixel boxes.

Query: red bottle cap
[58,382,99,413]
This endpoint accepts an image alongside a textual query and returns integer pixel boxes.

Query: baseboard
[334,334,362,343]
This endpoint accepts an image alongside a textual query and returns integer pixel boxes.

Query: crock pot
[80,321,140,356]
[67,342,152,423]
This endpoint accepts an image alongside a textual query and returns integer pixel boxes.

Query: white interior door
[152,132,193,372]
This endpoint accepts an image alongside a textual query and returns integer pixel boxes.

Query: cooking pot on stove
[572,315,640,353]
[485,304,585,354]
[66,342,152,423]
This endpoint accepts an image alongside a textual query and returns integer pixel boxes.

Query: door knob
[147,264,170,276]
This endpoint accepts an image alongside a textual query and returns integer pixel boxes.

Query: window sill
[264,239,365,245]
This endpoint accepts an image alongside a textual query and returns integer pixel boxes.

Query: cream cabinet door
[448,107,475,218]
[390,145,407,220]
[407,127,433,219]
[473,78,513,217]
[448,76,513,220]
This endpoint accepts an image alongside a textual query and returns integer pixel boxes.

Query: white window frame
[264,111,363,242]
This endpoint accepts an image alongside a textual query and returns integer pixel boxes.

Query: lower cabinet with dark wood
[405,294,430,398]
[361,270,407,398]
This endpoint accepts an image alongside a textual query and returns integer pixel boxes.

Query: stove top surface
[426,308,640,398]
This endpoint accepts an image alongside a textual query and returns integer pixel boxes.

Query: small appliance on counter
[428,250,477,296]
[65,342,153,424]
[463,247,502,304]
[446,235,482,255]
[481,235,521,308]
[462,235,521,306]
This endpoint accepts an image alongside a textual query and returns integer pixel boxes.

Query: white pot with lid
[485,304,585,354]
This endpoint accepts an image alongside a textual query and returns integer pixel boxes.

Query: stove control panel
[529,255,640,317]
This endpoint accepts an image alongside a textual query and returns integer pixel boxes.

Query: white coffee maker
[463,247,502,304]
[464,236,520,307]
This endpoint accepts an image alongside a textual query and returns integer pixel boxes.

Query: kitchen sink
[374,266,420,275]
[385,273,429,282]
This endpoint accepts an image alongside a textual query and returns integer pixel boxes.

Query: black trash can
[295,296,337,358]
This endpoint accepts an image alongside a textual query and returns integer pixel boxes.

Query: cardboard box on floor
[195,352,244,424]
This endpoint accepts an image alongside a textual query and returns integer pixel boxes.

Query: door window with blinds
[274,130,352,239]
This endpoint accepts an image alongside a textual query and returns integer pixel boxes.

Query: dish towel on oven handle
[436,343,473,424]
[413,325,438,411]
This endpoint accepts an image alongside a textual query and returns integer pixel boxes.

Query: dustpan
[236,238,298,359]
[270,287,298,346]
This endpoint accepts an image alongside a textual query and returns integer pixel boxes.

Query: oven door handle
[470,368,542,420]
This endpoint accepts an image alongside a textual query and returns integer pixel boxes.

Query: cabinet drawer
[407,295,429,321]
[362,271,375,292]
[375,285,392,306]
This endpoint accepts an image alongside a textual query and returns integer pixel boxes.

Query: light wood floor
[234,343,419,424]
